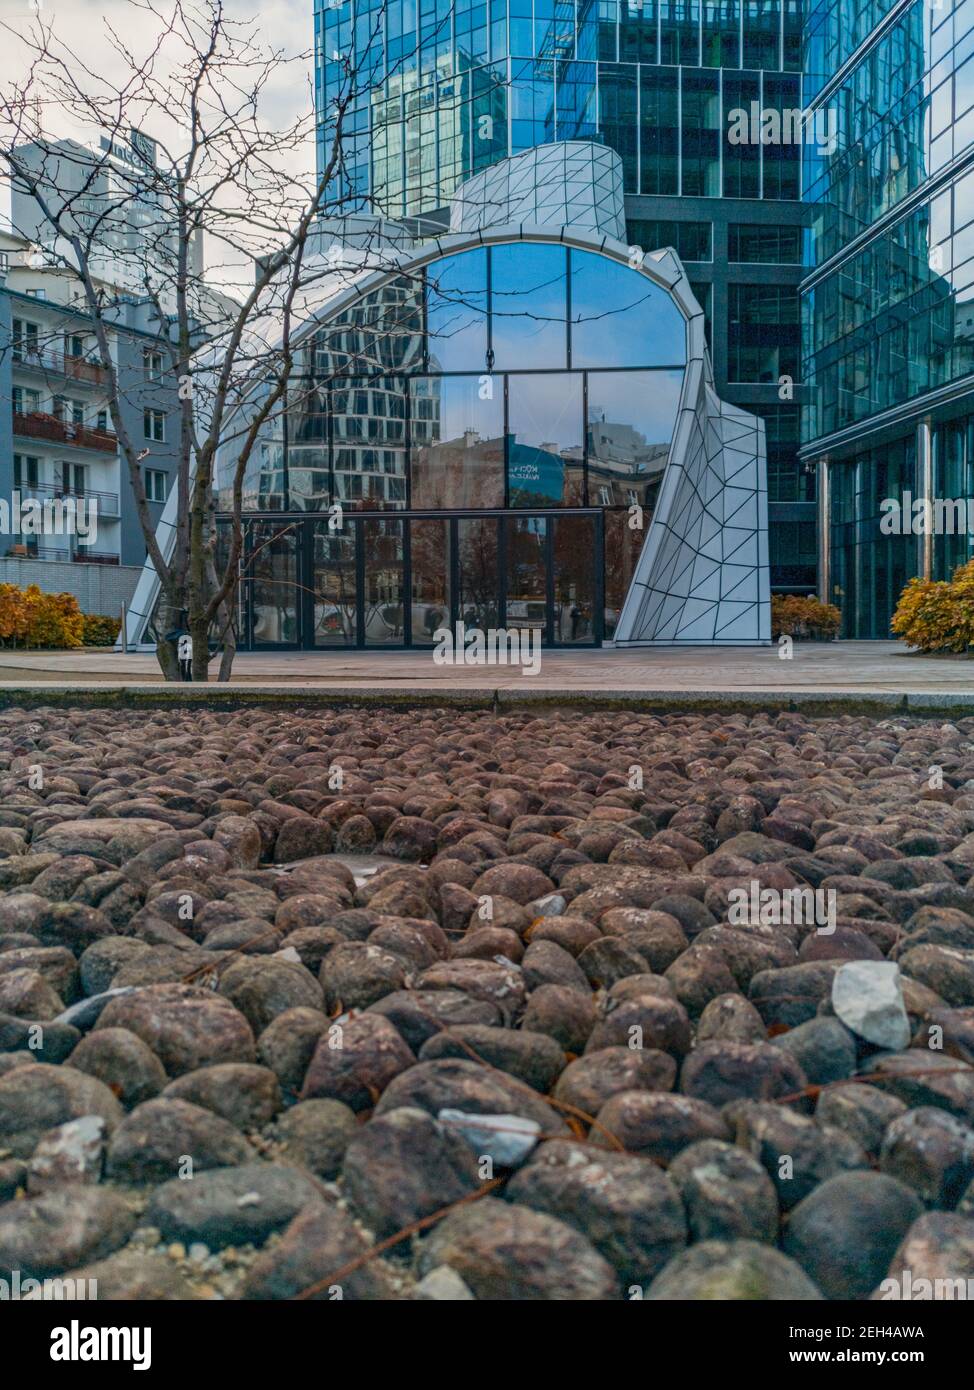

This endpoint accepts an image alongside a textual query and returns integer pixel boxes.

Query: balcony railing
[2,544,120,565]
[13,480,120,517]
[12,346,109,386]
[12,411,117,453]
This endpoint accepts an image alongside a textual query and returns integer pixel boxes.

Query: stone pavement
[0,641,970,712]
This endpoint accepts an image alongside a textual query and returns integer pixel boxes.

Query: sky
[0,0,319,281]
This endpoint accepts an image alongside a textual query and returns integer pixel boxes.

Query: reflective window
[410,518,451,644]
[506,516,548,634]
[553,515,597,642]
[458,517,500,628]
[426,249,489,372]
[507,373,584,507]
[586,370,682,507]
[331,377,407,510]
[491,242,569,369]
[313,525,358,646]
[569,250,687,367]
[410,375,504,508]
[362,518,405,644]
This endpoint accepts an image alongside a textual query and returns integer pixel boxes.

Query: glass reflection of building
[214,238,691,648]
[315,0,810,594]
[803,0,974,636]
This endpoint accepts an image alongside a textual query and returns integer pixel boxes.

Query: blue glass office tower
[315,0,813,594]
[803,0,974,636]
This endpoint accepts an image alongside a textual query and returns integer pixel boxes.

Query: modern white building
[125,144,770,649]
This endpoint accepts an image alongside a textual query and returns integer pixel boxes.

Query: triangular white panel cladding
[615,372,770,646]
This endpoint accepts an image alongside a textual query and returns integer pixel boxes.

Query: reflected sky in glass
[491,242,569,368]
[569,250,687,368]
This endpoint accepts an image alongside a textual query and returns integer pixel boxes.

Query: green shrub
[82,613,122,647]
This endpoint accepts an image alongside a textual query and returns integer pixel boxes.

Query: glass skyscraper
[803,0,974,636]
[315,0,813,593]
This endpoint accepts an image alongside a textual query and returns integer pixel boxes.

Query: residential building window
[96,409,110,432]
[13,454,40,487]
[12,387,41,415]
[144,409,166,442]
[145,468,168,502]
[12,318,40,362]
[24,288,47,299]
[53,396,86,425]
[59,462,87,496]
[64,333,86,359]
[143,349,165,381]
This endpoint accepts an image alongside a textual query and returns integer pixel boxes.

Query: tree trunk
[155,595,184,682]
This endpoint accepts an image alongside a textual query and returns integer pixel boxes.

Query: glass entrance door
[245,511,602,650]
[312,522,357,646]
[246,521,301,648]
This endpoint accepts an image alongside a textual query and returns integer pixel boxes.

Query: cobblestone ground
[2,705,974,1300]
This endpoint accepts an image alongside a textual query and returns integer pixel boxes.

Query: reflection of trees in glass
[314,530,357,643]
[458,519,499,626]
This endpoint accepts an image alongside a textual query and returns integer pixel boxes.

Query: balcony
[13,480,120,517]
[12,346,109,386]
[2,543,120,565]
[12,411,117,453]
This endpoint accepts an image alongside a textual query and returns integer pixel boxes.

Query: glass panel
[425,249,489,372]
[363,518,405,645]
[410,518,452,644]
[216,389,285,511]
[506,516,548,635]
[586,370,682,508]
[603,508,647,638]
[309,275,423,377]
[286,381,330,512]
[458,516,500,628]
[553,515,596,643]
[312,522,358,647]
[249,523,299,645]
[331,377,407,510]
[490,242,568,369]
[507,372,584,507]
[569,250,687,367]
[410,375,505,507]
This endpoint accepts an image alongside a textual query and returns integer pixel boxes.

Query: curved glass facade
[213,237,691,648]
[217,243,685,514]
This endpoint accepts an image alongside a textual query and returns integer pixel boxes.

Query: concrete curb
[1,685,974,718]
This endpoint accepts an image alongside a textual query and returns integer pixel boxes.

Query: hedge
[771,594,841,640]
[82,613,122,647]
[0,583,88,649]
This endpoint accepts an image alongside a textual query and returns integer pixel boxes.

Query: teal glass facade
[315,1,802,216]
[803,0,974,636]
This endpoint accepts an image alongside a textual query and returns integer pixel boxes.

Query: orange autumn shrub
[892,559,974,653]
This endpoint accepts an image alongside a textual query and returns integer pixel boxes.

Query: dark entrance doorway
[240,511,603,651]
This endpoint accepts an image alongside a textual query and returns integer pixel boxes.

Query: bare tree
[0,0,410,680]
